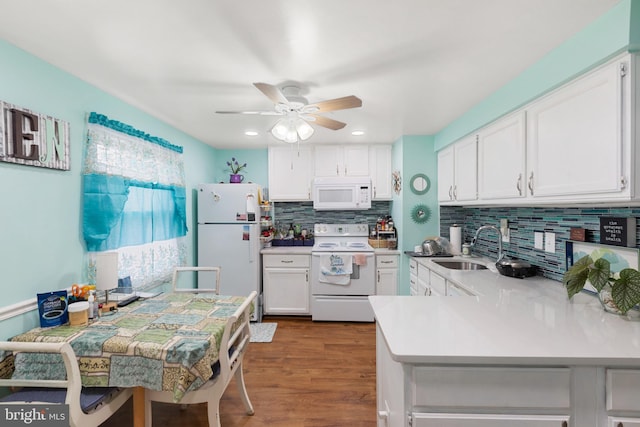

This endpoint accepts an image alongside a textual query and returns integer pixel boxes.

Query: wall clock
[410,173,430,195]
[411,204,431,224]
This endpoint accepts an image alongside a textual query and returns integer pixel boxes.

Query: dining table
[1,291,252,427]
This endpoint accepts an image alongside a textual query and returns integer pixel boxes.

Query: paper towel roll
[450,225,462,255]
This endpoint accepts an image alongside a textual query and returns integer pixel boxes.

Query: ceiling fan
[216,83,362,143]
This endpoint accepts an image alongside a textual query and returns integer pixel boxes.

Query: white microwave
[312,177,372,210]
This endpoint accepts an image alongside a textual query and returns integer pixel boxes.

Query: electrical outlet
[534,232,544,250]
[500,219,510,243]
[544,232,556,253]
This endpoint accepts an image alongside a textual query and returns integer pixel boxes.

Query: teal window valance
[82,113,187,287]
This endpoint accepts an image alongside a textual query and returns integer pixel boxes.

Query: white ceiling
[0,0,620,149]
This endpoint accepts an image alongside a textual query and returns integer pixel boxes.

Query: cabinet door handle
[336,164,339,175]
[280,260,294,264]
[344,166,347,175]
[306,270,308,282]
[377,271,380,283]
[516,173,522,196]
[448,185,453,200]
[528,171,534,195]
[453,185,457,200]
[381,260,393,264]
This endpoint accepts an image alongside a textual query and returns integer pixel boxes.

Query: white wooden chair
[172,266,221,294]
[144,290,257,427]
[0,341,132,427]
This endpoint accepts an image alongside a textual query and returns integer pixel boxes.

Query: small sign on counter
[599,217,636,247]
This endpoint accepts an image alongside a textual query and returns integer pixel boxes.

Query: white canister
[68,301,90,326]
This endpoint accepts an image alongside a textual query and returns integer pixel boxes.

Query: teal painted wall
[435,0,635,151]
[0,40,218,338]
[394,135,439,295]
[213,148,268,187]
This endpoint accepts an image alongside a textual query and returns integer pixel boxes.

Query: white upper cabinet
[438,135,478,203]
[268,146,313,201]
[314,145,369,177]
[478,111,526,200]
[369,144,392,200]
[526,56,628,201]
[444,53,637,206]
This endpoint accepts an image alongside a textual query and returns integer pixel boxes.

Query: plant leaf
[588,258,611,292]
[611,269,640,314]
[563,255,592,299]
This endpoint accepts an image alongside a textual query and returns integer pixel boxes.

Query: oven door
[311,252,375,295]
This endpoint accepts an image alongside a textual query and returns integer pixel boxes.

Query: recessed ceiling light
[351,130,365,136]
[245,131,259,137]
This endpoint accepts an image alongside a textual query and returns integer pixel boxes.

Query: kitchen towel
[319,254,353,285]
[354,253,368,266]
[450,225,462,255]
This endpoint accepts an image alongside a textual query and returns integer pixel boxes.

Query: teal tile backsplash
[272,201,391,235]
[440,206,640,282]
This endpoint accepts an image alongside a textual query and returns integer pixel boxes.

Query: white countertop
[261,247,400,255]
[261,246,313,255]
[371,255,640,366]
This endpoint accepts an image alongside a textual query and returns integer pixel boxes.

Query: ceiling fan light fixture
[296,119,314,141]
[270,119,290,140]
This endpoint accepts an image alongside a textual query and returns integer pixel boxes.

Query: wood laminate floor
[100,317,377,427]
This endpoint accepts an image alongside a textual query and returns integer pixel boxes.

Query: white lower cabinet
[412,414,569,427]
[409,258,418,296]
[377,324,583,427]
[417,264,431,296]
[376,254,398,295]
[262,254,310,315]
[609,419,640,427]
[428,271,446,296]
[606,369,640,427]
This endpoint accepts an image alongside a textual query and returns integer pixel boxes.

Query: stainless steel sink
[432,260,488,270]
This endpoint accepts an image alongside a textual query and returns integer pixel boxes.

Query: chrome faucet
[470,225,504,262]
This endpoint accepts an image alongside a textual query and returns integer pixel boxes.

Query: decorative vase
[230,174,244,183]
[598,284,640,319]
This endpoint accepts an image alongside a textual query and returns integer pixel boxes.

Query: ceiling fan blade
[254,82,289,105]
[308,95,362,113]
[215,110,282,115]
[308,114,347,130]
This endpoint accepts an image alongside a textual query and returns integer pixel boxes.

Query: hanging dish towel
[354,253,368,266]
[319,254,353,285]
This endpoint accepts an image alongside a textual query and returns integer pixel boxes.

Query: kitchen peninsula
[371,257,640,427]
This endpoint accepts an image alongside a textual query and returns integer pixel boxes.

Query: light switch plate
[544,232,556,253]
[534,232,544,250]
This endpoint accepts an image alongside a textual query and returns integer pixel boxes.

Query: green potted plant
[563,255,640,315]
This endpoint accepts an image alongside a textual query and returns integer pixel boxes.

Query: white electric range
[310,223,375,322]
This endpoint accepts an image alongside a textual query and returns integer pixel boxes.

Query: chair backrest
[0,341,132,427]
[172,266,221,294]
[217,291,257,385]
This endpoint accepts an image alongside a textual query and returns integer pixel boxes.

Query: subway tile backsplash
[440,206,640,282]
[272,201,391,235]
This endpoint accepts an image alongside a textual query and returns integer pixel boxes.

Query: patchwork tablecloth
[1,292,248,402]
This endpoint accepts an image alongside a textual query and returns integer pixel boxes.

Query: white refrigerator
[197,183,262,321]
